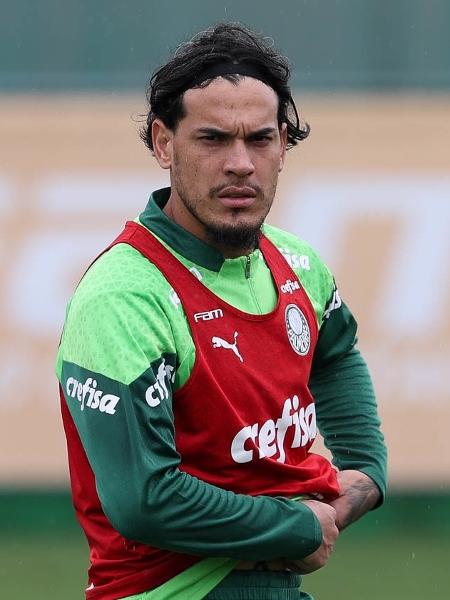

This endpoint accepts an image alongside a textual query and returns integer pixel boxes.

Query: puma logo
[212,332,244,363]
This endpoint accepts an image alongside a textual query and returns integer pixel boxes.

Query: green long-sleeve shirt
[56,188,386,584]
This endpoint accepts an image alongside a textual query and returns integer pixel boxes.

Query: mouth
[217,186,257,208]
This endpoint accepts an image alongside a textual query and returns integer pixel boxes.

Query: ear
[152,119,173,169]
[278,122,288,172]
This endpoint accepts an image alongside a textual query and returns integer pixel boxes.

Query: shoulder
[263,224,335,324]
[69,242,177,330]
[57,243,182,383]
[76,242,170,299]
[263,224,332,277]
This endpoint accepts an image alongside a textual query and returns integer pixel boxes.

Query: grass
[305,532,446,599]
[1,530,446,599]
[1,532,88,599]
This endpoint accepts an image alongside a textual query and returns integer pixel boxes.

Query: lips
[217,186,257,198]
[217,186,257,208]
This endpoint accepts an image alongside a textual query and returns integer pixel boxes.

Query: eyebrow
[196,126,277,139]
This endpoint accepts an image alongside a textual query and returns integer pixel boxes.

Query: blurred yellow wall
[0,93,449,488]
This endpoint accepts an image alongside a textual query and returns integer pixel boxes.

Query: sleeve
[58,283,323,562]
[310,286,388,504]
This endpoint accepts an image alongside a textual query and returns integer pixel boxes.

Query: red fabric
[60,387,200,600]
[60,221,339,599]
[118,222,339,498]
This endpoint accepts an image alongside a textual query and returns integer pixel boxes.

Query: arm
[263,232,385,545]
[310,292,388,526]
[329,470,381,530]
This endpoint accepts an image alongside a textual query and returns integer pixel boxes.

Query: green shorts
[203,571,313,600]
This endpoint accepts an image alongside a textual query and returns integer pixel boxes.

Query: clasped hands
[283,469,380,574]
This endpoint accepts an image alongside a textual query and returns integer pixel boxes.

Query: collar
[139,188,261,273]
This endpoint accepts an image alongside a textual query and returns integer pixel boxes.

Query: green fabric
[310,348,387,502]
[124,558,237,600]
[56,187,387,599]
[139,189,225,272]
[56,241,179,385]
[123,564,311,600]
[203,571,306,600]
[60,360,326,560]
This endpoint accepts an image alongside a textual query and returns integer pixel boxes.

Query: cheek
[252,144,282,165]
[254,153,283,179]
[175,145,212,177]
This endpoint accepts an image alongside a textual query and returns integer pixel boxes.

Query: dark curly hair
[140,22,309,152]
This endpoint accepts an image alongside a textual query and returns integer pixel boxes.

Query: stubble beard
[182,192,267,252]
[172,173,275,254]
[204,208,266,252]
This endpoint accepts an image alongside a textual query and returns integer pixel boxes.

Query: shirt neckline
[139,188,261,273]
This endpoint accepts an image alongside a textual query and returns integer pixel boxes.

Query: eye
[198,132,226,143]
[250,134,272,144]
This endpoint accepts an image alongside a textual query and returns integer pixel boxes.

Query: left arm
[309,294,387,528]
[329,469,381,531]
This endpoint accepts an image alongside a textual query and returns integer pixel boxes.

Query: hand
[283,499,339,574]
[329,470,380,531]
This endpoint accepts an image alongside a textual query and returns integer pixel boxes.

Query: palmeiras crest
[285,304,311,356]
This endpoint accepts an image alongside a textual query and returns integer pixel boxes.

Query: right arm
[57,267,323,562]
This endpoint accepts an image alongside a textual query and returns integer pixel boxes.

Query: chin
[206,218,263,251]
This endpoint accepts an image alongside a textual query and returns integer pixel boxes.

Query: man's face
[153,76,287,256]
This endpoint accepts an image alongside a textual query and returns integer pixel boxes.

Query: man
[57,22,387,600]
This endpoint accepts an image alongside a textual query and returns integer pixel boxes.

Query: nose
[223,140,255,177]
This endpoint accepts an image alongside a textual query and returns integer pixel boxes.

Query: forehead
[181,77,279,129]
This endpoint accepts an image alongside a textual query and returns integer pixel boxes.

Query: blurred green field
[307,533,446,599]
[2,531,446,599]
[2,492,449,599]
